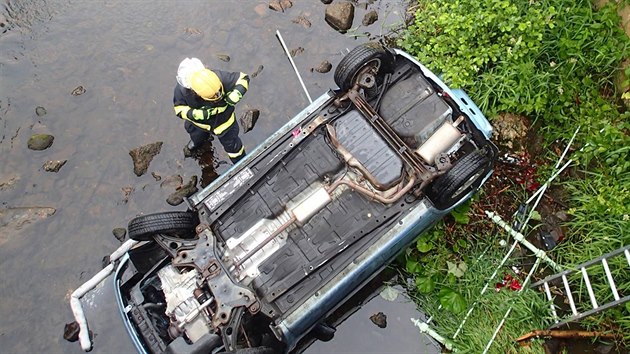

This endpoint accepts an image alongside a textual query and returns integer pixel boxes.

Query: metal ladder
[530,245,630,328]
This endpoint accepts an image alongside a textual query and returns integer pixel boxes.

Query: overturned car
[69,43,497,354]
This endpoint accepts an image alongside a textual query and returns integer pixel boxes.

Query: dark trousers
[184,121,246,164]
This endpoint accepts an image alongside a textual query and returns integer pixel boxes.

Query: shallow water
[0,1,438,353]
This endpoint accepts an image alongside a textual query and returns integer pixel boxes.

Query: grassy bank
[396,0,629,352]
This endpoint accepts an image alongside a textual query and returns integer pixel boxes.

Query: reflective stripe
[208,105,228,116]
[226,145,245,158]
[213,113,235,135]
[237,72,249,91]
[185,118,212,131]
[174,105,190,118]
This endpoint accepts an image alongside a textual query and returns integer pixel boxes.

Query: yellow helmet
[189,69,223,101]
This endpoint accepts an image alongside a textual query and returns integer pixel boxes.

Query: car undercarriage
[81,43,497,354]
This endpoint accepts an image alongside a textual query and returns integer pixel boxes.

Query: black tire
[334,42,394,91]
[127,211,198,241]
[427,150,492,210]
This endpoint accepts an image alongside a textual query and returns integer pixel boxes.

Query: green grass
[396,0,630,351]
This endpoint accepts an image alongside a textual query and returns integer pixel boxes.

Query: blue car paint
[393,50,493,139]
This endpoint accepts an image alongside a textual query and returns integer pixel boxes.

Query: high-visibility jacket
[173,70,249,136]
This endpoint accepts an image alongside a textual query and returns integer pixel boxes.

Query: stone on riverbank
[43,160,67,172]
[27,134,54,151]
[35,106,47,116]
[362,10,378,26]
[493,113,530,152]
[370,312,387,328]
[269,0,292,12]
[312,60,332,73]
[112,227,126,242]
[240,109,260,134]
[129,142,163,177]
[325,2,355,32]
[166,175,198,206]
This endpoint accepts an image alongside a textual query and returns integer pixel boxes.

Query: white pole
[275,30,313,104]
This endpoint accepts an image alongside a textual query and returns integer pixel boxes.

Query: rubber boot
[183,140,197,158]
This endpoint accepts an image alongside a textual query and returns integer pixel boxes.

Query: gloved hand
[225,90,243,106]
[191,107,215,120]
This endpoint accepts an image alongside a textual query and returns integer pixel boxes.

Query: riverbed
[0,1,438,353]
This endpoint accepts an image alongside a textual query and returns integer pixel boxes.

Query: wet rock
[121,186,134,204]
[166,175,198,206]
[129,141,163,176]
[281,0,293,10]
[112,227,126,242]
[63,321,80,342]
[43,159,67,172]
[27,134,54,151]
[292,15,312,28]
[269,0,292,12]
[312,60,332,73]
[71,85,86,96]
[240,109,260,134]
[35,106,47,116]
[369,312,387,328]
[151,171,161,181]
[251,65,264,78]
[362,10,378,26]
[493,113,529,152]
[0,207,56,246]
[216,53,230,62]
[290,47,304,57]
[325,2,355,33]
[160,174,183,189]
[102,255,110,268]
[269,0,283,12]
[0,175,19,191]
[181,27,203,43]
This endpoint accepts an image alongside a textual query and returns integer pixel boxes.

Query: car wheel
[127,211,198,241]
[426,150,492,210]
[334,42,394,91]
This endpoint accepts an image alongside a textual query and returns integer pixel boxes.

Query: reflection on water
[0,1,434,353]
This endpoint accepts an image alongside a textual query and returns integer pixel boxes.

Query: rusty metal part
[326,124,400,191]
[325,173,416,205]
[172,229,259,328]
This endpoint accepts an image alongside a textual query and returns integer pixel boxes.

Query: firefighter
[173,57,249,164]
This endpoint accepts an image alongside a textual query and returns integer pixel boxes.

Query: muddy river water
[0,1,438,353]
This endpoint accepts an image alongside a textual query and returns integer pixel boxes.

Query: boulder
[43,160,67,172]
[362,10,378,26]
[35,106,47,116]
[369,312,387,328]
[312,60,332,73]
[325,2,355,32]
[129,142,163,176]
[493,113,530,152]
[112,227,126,242]
[166,175,198,206]
[27,134,54,151]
